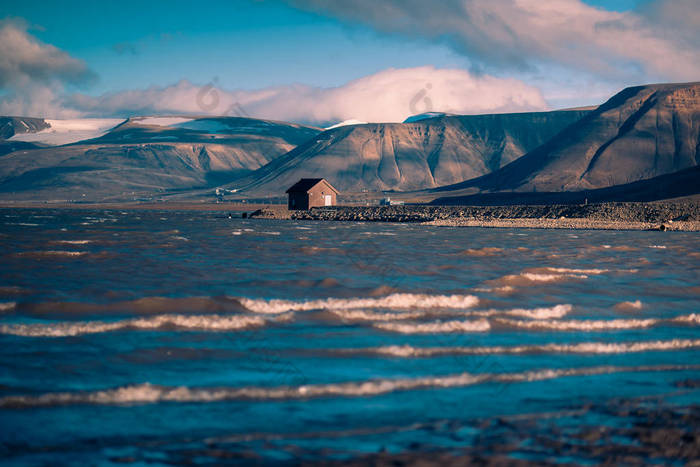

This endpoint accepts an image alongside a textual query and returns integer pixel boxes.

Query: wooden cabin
[286,178,339,210]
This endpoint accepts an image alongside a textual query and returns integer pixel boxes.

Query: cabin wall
[308,183,336,208]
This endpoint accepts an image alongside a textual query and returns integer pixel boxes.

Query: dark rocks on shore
[250,202,700,224]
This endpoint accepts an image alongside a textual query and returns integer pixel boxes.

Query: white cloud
[0,19,96,118]
[59,66,547,123]
[287,0,700,82]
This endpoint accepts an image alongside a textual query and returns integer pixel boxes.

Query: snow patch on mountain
[135,117,194,127]
[325,119,367,130]
[8,119,124,145]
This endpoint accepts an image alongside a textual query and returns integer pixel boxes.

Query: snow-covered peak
[403,112,453,123]
[324,119,367,130]
[8,118,124,145]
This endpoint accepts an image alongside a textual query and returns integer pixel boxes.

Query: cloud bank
[287,0,700,82]
[64,67,547,124]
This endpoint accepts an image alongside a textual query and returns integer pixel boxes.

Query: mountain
[0,116,50,139]
[231,109,591,195]
[0,117,53,156]
[429,82,700,198]
[0,116,321,201]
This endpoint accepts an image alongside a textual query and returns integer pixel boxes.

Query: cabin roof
[285,178,338,194]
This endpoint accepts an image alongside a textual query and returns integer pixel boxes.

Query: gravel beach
[250,202,700,231]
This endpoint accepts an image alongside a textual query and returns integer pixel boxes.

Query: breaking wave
[1,364,696,408]
[495,317,660,331]
[327,304,571,324]
[674,314,700,325]
[238,293,480,314]
[51,240,92,245]
[374,319,491,333]
[353,339,700,357]
[0,313,270,337]
[15,250,87,258]
[486,304,572,320]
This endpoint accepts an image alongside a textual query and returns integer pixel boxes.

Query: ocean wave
[614,300,643,312]
[329,309,426,321]
[330,304,571,323]
[485,267,611,287]
[458,247,504,257]
[495,317,659,331]
[0,302,16,312]
[15,250,87,258]
[238,293,480,314]
[543,267,609,275]
[16,296,249,318]
[0,313,270,337]
[497,304,572,320]
[673,314,700,325]
[1,364,695,408]
[373,319,491,333]
[497,313,700,331]
[51,240,92,245]
[361,339,700,357]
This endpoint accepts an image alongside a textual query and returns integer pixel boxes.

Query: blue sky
[0,0,696,122]
[5,1,469,91]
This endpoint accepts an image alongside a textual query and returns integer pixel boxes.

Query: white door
[324,194,332,206]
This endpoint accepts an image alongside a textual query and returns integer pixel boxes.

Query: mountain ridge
[231,108,591,195]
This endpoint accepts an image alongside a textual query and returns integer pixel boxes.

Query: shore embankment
[250,202,700,231]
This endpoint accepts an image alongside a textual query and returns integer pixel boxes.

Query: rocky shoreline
[250,202,700,231]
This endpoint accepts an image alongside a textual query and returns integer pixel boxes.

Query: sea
[0,208,698,465]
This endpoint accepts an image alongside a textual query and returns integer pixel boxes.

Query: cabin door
[324,195,332,206]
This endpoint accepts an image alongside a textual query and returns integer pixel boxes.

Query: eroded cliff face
[446,82,700,194]
[236,109,590,194]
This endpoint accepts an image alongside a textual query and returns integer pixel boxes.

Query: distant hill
[0,117,321,201]
[430,82,700,198]
[232,109,591,195]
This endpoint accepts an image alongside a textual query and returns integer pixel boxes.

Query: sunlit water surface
[0,208,698,464]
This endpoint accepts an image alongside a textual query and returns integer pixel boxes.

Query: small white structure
[379,197,404,206]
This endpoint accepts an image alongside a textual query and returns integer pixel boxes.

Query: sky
[0,0,698,124]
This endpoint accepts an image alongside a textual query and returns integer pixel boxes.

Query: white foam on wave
[524,273,588,282]
[374,319,491,333]
[16,251,87,257]
[330,309,426,321]
[0,302,16,313]
[52,240,91,245]
[367,338,700,357]
[495,317,659,331]
[614,300,643,311]
[1,364,695,408]
[238,293,480,315]
[0,313,269,337]
[331,304,571,323]
[674,314,700,325]
[545,267,609,275]
[497,304,572,320]
[486,267,613,288]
